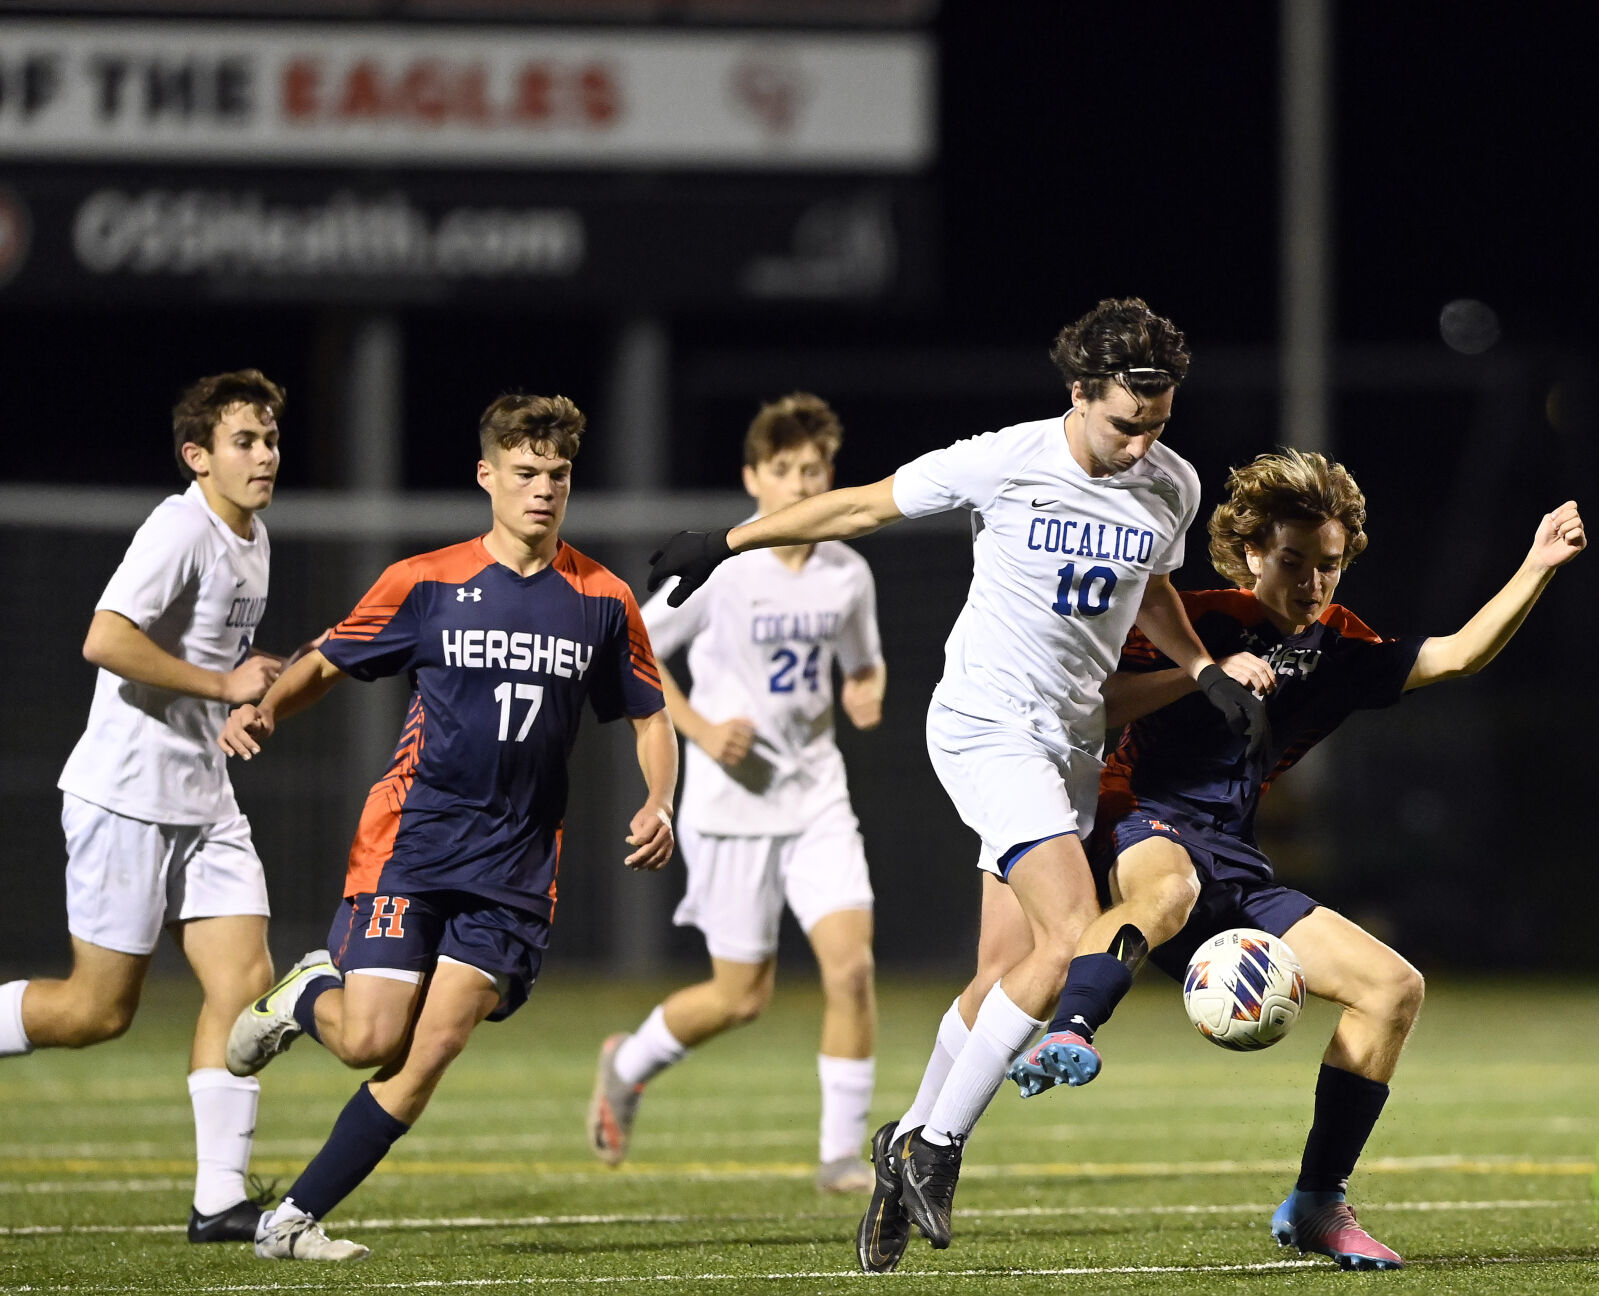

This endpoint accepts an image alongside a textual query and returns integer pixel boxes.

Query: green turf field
[2,974,1595,1293]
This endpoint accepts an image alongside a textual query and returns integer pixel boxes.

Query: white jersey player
[0,371,294,1246]
[589,394,888,1194]
[645,299,1267,1269]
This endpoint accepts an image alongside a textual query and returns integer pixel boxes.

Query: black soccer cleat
[187,1197,269,1244]
[855,1121,913,1273]
[899,1127,965,1250]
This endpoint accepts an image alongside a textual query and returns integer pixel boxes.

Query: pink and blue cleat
[1005,1031,1102,1098]
[1271,1190,1404,1270]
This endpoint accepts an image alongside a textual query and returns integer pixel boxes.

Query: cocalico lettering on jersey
[1026,515,1156,564]
[750,610,842,645]
[439,628,594,678]
[225,595,267,628]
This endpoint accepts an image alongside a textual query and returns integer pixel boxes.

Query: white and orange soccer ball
[1182,928,1305,1051]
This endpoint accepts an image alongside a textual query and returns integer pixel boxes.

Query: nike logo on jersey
[1031,498,1054,509]
[440,628,594,678]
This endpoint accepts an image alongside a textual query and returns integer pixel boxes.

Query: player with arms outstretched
[647,299,1267,1268]
[589,394,887,1192]
[1007,449,1586,1270]
[0,371,291,1243]
[218,394,676,1262]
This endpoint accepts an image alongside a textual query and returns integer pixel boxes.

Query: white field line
[1,1152,1592,1182]
[8,1252,1599,1293]
[0,1196,1583,1239]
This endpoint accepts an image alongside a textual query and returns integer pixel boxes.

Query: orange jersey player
[215,393,677,1263]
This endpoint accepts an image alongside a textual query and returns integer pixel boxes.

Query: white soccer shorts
[61,793,270,956]
[924,700,1103,877]
[672,798,874,964]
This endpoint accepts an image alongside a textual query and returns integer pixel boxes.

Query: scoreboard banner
[0,170,934,305]
[0,21,934,169]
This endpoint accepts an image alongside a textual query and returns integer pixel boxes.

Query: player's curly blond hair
[478,393,585,461]
[1208,449,1369,588]
[744,392,843,468]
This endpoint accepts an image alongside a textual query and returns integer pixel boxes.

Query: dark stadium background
[2,1,1593,977]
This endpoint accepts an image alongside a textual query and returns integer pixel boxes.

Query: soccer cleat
[226,950,339,1077]
[1007,1030,1103,1097]
[1271,1191,1404,1270]
[587,1033,643,1167]
[855,1122,912,1273]
[816,1155,873,1194]
[253,1209,370,1262]
[186,1198,267,1244]
[899,1127,964,1250]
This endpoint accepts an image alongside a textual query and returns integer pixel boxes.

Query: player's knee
[1141,873,1200,944]
[820,947,874,1007]
[406,1024,474,1078]
[1385,963,1425,1031]
[337,1019,408,1069]
[59,997,137,1046]
[720,980,773,1027]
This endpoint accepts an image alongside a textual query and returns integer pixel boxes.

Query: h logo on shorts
[364,895,411,938]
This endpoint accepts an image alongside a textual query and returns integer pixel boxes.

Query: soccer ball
[1182,928,1305,1051]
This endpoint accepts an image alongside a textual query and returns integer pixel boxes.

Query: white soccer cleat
[253,1208,369,1262]
[586,1033,644,1166]
[226,950,339,1077]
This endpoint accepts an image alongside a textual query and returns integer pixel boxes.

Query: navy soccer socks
[282,1083,410,1219]
[1045,953,1135,1042]
[1296,1063,1390,1194]
[290,975,341,1045]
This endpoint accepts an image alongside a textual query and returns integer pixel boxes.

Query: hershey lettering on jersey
[1241,628,1324,682]
[225,595,267,628]
[439,628,595,678]
[750,610,842,645]
[1026,514,1157,564]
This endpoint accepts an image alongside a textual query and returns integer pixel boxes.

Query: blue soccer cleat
[1006,1030,1102,1097]
[1271,1189,1404,1270]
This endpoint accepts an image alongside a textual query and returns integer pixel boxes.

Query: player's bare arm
[840,661,887,730]
[657,661,754,767]
[218,648,345,759]
[83,608,280,703]
[1406,501,1586,690]
[649,476,903,606]
[623,708,678,870]
[1102,651,1274,730]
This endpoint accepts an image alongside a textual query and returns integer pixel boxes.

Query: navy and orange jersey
[319,536,664,920]
[1100,589,1426,844]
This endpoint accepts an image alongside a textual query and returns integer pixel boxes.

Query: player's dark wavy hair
[1049,297,1191,401]
[1208,448,1369,588]
[479,393,585,462]
[744,392,843,468]
[171,369,286,481]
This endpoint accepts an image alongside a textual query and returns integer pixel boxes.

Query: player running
[589,394,887,1193]
[645,299,1267,1267]
[0,371,292,1243]
[218,394,676,1262]
[1006,449,1586,1270]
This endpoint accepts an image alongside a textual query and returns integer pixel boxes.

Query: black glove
[648,528,734,606]
[1197,663,1270,761]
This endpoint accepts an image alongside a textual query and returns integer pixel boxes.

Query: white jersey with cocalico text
[892,414,1200,754]
[645,541,882,837]
[58,482,271,825]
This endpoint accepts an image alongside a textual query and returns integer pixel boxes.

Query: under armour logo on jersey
[457,587,482,602]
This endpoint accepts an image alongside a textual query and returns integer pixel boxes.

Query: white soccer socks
[895,997,970,1141]
[817,1054,875,1164]
[612,1004,688,1087]
[0,981,32,1057]
[920,983,1042,1146]
[189,1068,261,1214]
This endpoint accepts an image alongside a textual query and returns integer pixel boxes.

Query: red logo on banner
[729,47,810,135]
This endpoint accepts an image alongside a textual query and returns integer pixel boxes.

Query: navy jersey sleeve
[1316,609,1425,712]
[321,559,429,682]
[587,585,665,723]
